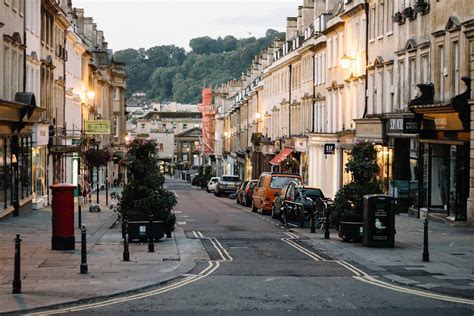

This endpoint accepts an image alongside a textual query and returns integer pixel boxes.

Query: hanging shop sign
[84,120,111,135]
[324,143,336,155]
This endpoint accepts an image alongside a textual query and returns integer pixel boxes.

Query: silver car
[214,175,241,197]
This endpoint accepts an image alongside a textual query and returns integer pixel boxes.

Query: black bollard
[148,213,155,253]
[123,218,130,262]
[78,197,82,229]
[12,234,21,294]
[310,212,316,234]
[105,165,109,206]
[80,226,88,274]
[422,218,430,262]
[299,206,305,228]
[324,203,330,239]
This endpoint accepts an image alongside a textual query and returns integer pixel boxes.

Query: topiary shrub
[111,139,177,226]
[334,141,382,224]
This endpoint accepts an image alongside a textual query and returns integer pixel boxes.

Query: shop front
[0,96,43,218]
[409,103,469,222]
[307,133,343,199]
[32,123,49,209]
[354,117,392,190]
[385,114,420,214]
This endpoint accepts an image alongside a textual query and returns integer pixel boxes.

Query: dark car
[214,175,241,197]
[237,180,257,207]
[271,182,326,223]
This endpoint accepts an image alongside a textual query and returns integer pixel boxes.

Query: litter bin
[363,194,395,247]
[50,183,77,250]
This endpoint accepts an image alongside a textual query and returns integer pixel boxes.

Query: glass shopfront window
[32,146,47,202]
[419,142,468,220]
[0,135,33,209]
[0,138,12,208]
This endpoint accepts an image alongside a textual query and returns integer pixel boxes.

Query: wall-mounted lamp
[340,53,356,70]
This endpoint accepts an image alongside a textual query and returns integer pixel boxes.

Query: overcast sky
[73,0,298,52]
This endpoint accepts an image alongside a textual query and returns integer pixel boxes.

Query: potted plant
[334,141,382,242]
[414,0,429,14]
[111,139,177,242]
[403,6,416,19]
[392,11,404,23]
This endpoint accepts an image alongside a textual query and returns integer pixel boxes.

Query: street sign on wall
[84,120,111,135]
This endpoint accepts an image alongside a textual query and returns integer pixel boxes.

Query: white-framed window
[398,60,405,108]
[376,69,383,114]
[386,67,394,113]
[321,52,326,83]
[370,5,376,40]
[338,32,344,62]
[182,153,188,162]
[333,35,338,67]
[183,142,188,148]
[421,54,429,83]
[409,57,416,100]
[113,87,120,101]
[386,0,393,34]
[452,41,460,95]
[327,39,332,69]
[378,1,384,37]
[439,45,445,102]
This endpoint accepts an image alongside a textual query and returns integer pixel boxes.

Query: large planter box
[338,209,363,242]
[122,220,168,242]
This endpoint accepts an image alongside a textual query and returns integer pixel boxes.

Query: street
[28,178,474,315]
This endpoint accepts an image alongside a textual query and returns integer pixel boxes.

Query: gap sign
[324,143,336,155]
[85,120,111,135]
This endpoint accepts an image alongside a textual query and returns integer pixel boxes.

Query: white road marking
[177,221,187,225]
[174,211,182,214]
[282,232,474,306]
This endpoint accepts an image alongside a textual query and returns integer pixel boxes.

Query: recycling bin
[50,183,77,250]
[363,194,395,247]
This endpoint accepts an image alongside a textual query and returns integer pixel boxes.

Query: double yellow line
[29,231,228,315]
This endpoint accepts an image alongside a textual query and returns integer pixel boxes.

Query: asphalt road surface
[32,178,474,315]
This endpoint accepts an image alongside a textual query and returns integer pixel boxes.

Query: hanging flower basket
[84,148,111,167]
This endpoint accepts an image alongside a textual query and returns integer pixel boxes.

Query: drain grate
[39,258,78,268]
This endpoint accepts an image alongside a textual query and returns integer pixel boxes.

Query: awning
[269,147,294,166]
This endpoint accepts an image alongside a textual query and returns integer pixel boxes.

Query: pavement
[293,213,474,299]
[0,189,199,314]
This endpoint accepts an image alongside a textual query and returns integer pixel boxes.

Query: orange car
[252,172,302,214]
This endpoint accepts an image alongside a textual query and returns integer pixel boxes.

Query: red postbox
[50,183,77,250]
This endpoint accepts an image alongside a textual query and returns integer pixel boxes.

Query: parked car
[252,172,302,214]
[235,181,248,204]
[272,182,326,223]
[207,177,220,193]
[237,180,257,207]
[214,175,241,197]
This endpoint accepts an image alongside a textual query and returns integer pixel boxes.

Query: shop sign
[422,113,464,131]
[388,119,403,132]
[84,120,111,135]
[403,118,420,134]
[324,143,336,155]
[32,124,49,146]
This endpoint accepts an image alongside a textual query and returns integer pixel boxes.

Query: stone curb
[1,225,198,314]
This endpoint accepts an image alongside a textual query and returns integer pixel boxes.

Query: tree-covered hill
[113,29,285,104]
